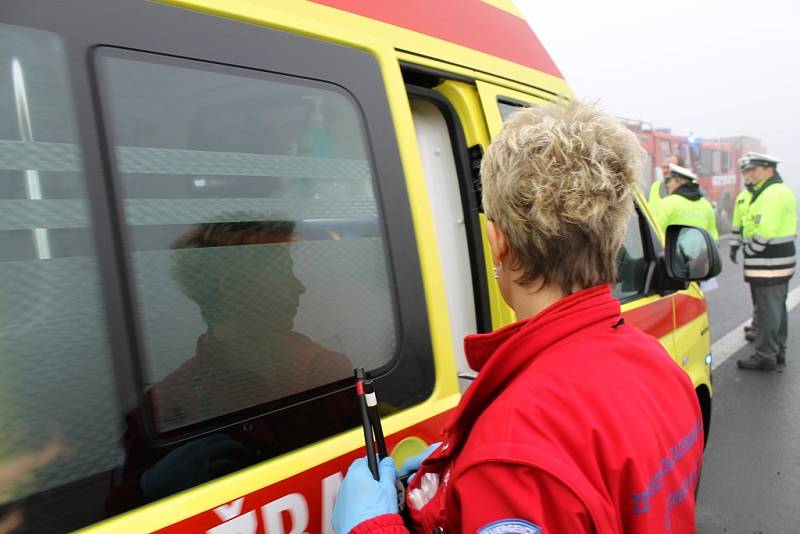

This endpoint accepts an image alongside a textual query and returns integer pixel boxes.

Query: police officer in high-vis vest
[730,156,757,341]
[737,152,797,371]
[648,154,683,210]
[654,163,719,241]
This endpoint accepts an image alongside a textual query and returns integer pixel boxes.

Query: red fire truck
[622,119,766,233]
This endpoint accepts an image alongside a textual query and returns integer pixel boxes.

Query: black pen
[355,368,379,480]
[363,376,388,459]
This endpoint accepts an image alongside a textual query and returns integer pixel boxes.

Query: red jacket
[353,285,703,533]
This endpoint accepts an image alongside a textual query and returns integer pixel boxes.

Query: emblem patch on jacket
[755,214,762,224]
[476,519,542,534]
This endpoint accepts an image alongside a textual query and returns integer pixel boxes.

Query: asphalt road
[696,237,800,533]
[696,305,800,533]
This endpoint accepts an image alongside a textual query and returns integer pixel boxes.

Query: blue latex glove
[398,442,441,483]
[333,456,397,534]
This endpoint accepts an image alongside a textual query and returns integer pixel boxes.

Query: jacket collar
[751,172,782,203]
[445,285,621,442]
[672,182,702,201]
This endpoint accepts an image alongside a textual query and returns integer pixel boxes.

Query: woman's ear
[486,220,509,266]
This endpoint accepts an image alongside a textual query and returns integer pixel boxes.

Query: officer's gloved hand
[729,244,739,264]
[333,457,397,534]
[140,434,246,502]
[398,442,441,483]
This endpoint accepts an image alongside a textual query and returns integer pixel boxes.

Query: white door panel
[410,100,476,379]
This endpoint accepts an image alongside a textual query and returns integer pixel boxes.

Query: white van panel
[410,100,476,377]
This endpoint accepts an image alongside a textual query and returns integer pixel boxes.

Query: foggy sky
[517,0,800,195]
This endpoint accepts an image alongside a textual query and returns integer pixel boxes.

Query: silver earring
[493,264,501,280]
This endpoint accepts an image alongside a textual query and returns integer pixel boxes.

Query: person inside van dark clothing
[107,219,354,511]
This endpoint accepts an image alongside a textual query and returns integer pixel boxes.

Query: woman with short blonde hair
[333,101,703,534]
[481,101,642,295]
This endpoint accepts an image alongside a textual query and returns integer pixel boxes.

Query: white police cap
[738,155,752,171]
[744,152,780,168]
[668,163,698,182]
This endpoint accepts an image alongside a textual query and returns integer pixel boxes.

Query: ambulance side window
[614,211,648,300]
[0,22,120,522]
[96,50,400,434]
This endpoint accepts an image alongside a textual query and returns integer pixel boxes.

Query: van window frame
[92,44,428,444]
[86,11,435,446]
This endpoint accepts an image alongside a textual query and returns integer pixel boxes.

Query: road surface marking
[711,285,800,369]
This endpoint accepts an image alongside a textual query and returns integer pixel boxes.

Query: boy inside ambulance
[108,219,354,511]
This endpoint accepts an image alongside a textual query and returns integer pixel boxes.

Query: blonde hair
[481,101,643,294]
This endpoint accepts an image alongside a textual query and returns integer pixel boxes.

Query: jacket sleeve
[349,514,408,534]
[731,193,744,236]
[452,462,595,533]
[708,205,719,241]
[744,189,794,255]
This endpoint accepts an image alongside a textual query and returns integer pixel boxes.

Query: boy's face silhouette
[212,242,306,340]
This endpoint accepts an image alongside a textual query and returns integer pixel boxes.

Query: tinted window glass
[679,143,691,168]
[0,22,119,513]
[614,212,648,300]
[98,51,397,433]
[660,140,672,162]
[712,150,722,174]
[720,151,730,173]
[700,148,713,175]
[498,101,524,120]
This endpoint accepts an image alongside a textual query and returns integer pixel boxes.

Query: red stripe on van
[673,293,707,330]
[622,294,707,341]
[310,0,563,78]
[622,297,674,340]
[157,409,453,532]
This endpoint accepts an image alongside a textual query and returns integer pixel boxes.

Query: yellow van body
[0,1,712,532]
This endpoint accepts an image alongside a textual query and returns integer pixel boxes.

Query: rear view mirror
[665,225,721,281]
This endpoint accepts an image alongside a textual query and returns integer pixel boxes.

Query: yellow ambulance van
[0,1,718,532]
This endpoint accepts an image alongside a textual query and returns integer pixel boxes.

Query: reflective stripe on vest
[744,267,795,278]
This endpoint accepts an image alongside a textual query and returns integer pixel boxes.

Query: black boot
[737,355,776,371]
[777,354,786,372]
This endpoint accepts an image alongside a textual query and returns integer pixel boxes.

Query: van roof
[162,0,566,93]
[310,0,562,77]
